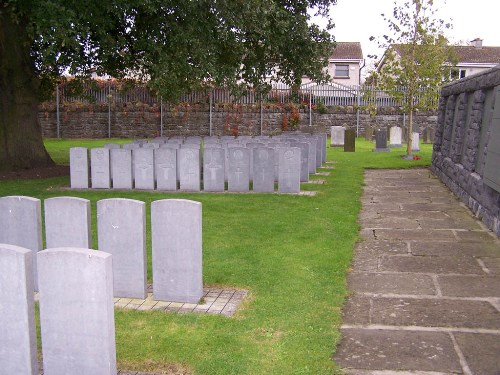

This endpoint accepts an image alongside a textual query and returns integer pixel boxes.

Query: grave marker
[227,147,250,192]
[152,199,203,303]
[38,248,116,375]
[252,147,275,193]
[0,196,42,291]
[155,148,177,191]
[0,244,38,375]
[278,147,301,193]
[44,197,91,248]
[90,148,111,188]
[203,148,225,192]
[133,148,155,190]
[110,148,133,189]
[70,147,89,189]
[97,198,147,299]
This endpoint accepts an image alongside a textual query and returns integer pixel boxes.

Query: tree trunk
[406,110,413,157]
[0,9,54,171]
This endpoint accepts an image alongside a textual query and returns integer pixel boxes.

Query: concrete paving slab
[480,257,500,275]
[336,169,500,374]
[373,229,457,241]
[453,333,500,375]
[438,275,500,298]
[341,296,371,325]
[379,255,485,274]
[371,298,500,329]
[335,329,462,373]
[348,272,436,295]
[410,241,500,257]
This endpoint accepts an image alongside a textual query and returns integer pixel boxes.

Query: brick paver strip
[113,285,248,317]
[334,168,500,374]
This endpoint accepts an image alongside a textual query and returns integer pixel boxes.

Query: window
[335,64,349,78]
[450,68,466,80]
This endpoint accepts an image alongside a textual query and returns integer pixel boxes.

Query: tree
[0,0,335,171]
[369,0,455,157]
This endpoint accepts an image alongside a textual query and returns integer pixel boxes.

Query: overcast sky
[313,0,500,71]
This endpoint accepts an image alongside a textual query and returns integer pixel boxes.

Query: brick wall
[39,102,437,138]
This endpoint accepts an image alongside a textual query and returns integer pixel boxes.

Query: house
[301,42,365,86]
[450,38,500,79]
[375,38,500,80]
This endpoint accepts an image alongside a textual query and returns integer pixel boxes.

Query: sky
[313,0,500,72]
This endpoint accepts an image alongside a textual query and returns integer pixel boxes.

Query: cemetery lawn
[1,138,432,375]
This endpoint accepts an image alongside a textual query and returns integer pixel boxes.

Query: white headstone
[91,148,111,188]
[278,147,301,193]
[203,148,225,192]
[389,127,403,148]
[252,147,275,193]
[152,199,203,303]
[0,196,42,291]
[227,147,250,192]
[179,148,201,191]
[111,148,133,189]
[0,244,38,375]
[70,147,89,189]
[155,148,177,191]
[44,197,91,248]
[97,198,147,298]
[38,248,116,375]
[133,148,155,190]
[330,126,345,147]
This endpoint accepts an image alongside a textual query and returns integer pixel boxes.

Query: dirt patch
[0,166,70,181]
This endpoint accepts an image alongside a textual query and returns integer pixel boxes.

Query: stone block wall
[432,66,500,236]
[39,101,437,138]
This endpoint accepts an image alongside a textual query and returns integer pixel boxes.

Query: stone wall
[39,101,437,138]
[432,66,500,236]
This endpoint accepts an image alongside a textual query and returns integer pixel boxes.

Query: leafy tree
[369,0,455,157]
[0,0,335,171]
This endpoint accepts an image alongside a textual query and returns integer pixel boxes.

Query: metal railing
[53,81,440,109]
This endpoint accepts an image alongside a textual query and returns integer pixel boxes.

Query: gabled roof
[330,42,363,61]
[390,43,500,65]
[453,45,500,64]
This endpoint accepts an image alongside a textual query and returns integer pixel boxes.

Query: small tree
[370,0,455,157]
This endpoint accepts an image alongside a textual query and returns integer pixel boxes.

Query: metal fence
[54,81,440,109]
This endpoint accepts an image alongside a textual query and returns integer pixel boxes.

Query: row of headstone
[71,133,327,194]
[1,244,116,375]
[0,196,202,303]
[372,128,421,152]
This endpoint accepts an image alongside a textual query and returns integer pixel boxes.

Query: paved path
[334,168,500,375]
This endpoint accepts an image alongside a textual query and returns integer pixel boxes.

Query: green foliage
[0,137,433,374]
[370,0,454,154]
[2,0,336,101]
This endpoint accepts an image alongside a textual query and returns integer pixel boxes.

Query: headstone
[314,135,322,167]
[122,143,141,150]
[203,147,225,192]
[44,197,92,249]
[227,147,250,192]
[97,198,147,299]
[365,126,374,141]
[389,126,403,148]
[0,244,38,375]
[155,148,177,191]
[70,147,89,189]
[0,196,42,291]
[291,142,309,182]
[278,147,301,193]
[372,129,390,152]
[179,148,201,191]
[141,142,160,149]
[330,126,345,147]
[412,132,421,151]
[103,143,121,149]
[133,148,155,190]
[320,133,327,162]
[423,127,435,144]
[90,148,111,188]
[252,147,275,193]
[151,199,203,303]
[38,248,116,375]
[305,138,317,174]
[110,148,133,189]
[344,129,356,152]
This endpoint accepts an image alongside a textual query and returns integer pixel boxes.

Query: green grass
[1,137,432,374]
